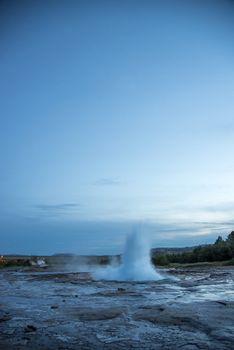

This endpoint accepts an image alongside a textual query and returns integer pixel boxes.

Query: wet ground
[0,266,234,349]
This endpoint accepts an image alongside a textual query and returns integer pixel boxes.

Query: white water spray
[93,231,163,281]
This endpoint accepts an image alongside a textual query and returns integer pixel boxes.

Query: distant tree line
[152,231,234,266]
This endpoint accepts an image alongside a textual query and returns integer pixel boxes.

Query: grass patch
[222,258,234,266]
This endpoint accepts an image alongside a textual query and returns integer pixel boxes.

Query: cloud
[194,220,234,225]
[202,202,234,213]
[34,203,80,212]
[93,178,121,186]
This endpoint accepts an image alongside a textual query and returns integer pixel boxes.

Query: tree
[151,231,234,265]
[215,236,223,245]
[226,231,234,258]
[227,231,234,244]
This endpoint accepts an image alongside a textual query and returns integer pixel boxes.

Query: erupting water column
[93,231,163,281]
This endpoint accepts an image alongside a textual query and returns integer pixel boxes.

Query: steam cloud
[93,231,163,281]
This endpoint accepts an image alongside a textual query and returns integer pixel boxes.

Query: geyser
[93,231,163,281]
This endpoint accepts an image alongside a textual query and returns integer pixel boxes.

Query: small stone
[159,306,165,311]
[0,315,12,322]
[69,306,126,321]
[24,325,37,332]
[215,301,227,306]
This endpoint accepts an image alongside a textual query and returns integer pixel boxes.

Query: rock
[209,328,234,342]
[24,325,37,332]
[178,344,200,350]
[0,314,12,322]
[133,305,208,332]
[0,310,11,321]
[215,301,227,306]
[68,307,126,321]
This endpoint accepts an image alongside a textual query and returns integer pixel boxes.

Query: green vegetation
[152,231,234,266]
[0,256,32,268]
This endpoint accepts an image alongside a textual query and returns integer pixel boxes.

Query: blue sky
[1,0,234,254]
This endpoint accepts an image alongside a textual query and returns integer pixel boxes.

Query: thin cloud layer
[94,178,121,186]
[34,203,80,211]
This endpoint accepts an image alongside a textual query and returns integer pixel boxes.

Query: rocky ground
[0,265,233,349]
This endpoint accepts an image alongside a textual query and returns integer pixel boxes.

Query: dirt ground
[0,265,233,349]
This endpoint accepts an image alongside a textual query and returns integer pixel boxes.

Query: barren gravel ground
[0,266,233,349]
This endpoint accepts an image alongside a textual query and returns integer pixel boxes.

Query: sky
[1,0,234,255]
